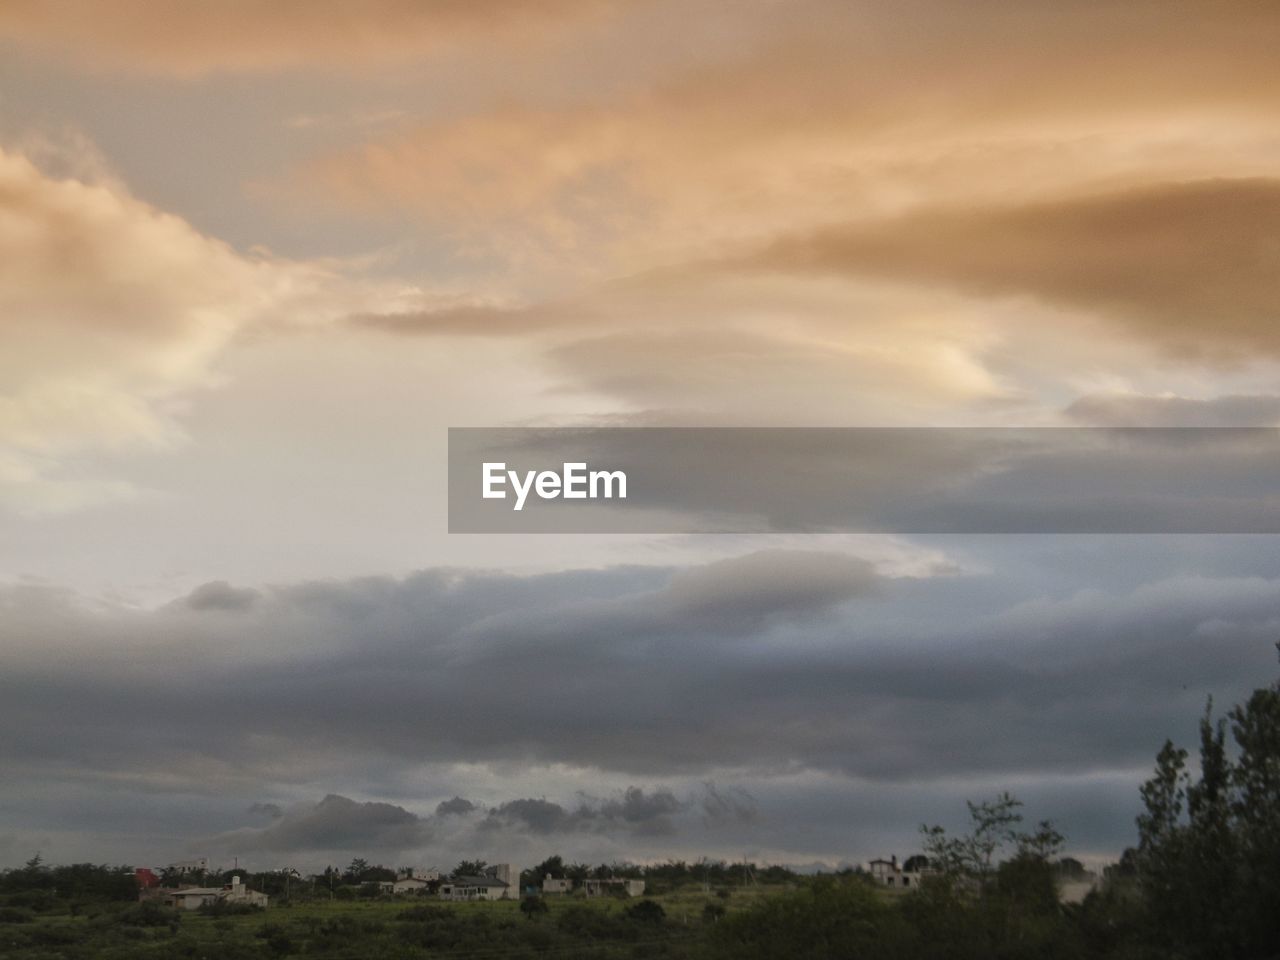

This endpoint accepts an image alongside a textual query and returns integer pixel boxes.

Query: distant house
[542,875,573,895]
[868,856,925,890]
[583,877,646,898]
[165,886,222,910]
[440,864,517,901]
[439,876,510,901]
[393,873,439,895]
[163,875,268,910]
[168,858,209,876]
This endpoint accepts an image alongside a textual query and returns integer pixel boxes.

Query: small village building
[439,876,510,901]
[165,886,222,910]
[868,857,925,890]
[439,864,516,900]
[162,875,269,910]
[393,875,438,894]
[542,875,573,895]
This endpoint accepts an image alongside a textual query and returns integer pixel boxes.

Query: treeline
[0,858,136,920]
[522,854,799,892]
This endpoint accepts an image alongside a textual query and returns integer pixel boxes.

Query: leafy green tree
[1135,646,1280,959]
[922,791,1061,887]
[533,854,564,878]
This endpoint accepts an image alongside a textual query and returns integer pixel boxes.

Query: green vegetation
[3,654,1277,958]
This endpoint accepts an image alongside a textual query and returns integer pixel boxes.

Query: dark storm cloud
[482,787,684,837]
[601,786,683,825]
[748,178,1280,359]
[483,798,579,834]
[435,797,477,817]
[2,549,1277,801]
[200,785,690,858]
[210,794,430,854]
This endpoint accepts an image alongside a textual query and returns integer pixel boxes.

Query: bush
[256,923,295,957]
[0,905,34,923]
[116,899,177,927]
[198,899,262,917]
[708,878,907,959]
[627,899,666,924]
[520,896,549,919]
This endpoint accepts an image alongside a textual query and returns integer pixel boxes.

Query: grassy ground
[0,883,795,959]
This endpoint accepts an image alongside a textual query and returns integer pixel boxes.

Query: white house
[542,875,573,895]
[223,875,270,907]
[163,875,268,910]
[165,887,222,910]
[868,857,925,890]
[439,876,510,901]
[439,864,517,901]
[393,875,438,894]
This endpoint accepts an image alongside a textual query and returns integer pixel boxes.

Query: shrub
[627,899,666,924]
[520,896,549,919]
[116,899,177,927]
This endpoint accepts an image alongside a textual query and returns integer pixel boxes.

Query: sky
[2,0,1280,875]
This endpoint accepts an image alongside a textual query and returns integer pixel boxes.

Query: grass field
[0,882,797,959]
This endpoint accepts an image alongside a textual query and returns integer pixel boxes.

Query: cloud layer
[4,545,1278,867]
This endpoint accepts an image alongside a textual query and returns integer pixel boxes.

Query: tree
[532,855,564,878]
[1135,644,1280,959]
[922,792,1044,883]
[344,858,369,882]
[453,860,487,878]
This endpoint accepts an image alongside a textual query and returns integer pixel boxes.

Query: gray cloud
[700,783,757,824]
[183,580,262,612]
[482,787,685,837]
[3,545,1279,868]
[3,549,1275,785]
[435,796,477,817]
[209,794,430,855]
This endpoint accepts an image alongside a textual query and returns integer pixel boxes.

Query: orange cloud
[747,178,1280,359]
[0,0,614,75]
[287,1,1280,288]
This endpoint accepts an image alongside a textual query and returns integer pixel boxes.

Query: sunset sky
[3,0,1280,873]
